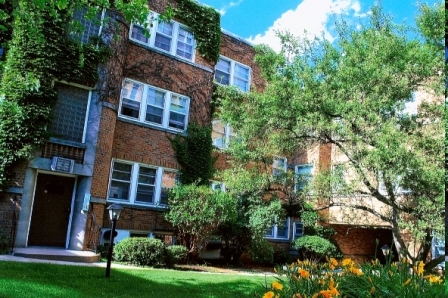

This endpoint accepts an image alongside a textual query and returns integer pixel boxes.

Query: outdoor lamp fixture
[105,203,123,278]
[380,244,390,257]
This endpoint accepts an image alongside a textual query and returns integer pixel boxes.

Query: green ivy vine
[175,0,221,63]
[169,122,217,186]
[0,2,109,189]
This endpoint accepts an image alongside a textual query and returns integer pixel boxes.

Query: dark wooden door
[28,174,75,247]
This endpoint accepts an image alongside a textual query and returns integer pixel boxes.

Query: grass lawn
[0,261,274,297]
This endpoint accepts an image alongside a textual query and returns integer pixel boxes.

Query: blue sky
[198,0,441,52]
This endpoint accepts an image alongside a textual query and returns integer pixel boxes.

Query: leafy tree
[215,2,444,268]
[165,184,237,261]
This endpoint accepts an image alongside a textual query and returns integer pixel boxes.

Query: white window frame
[107,159,178,207]
[295,164,313,192]
[292,221,304,241]
[273,156,287,177]
[119,78,190,132]
[212,120,235,149]
[265,217,290,240]
[214,56,251,92]
[130,12,196,62]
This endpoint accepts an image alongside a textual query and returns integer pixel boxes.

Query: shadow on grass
[0,261,272,298]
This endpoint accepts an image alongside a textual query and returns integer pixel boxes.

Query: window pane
[277,220,288,238]
[296,165,313,191]
[109,162,132,201]
[265,227,274,237]
[109,181,130,200]
[51,83,89,143]
[146,89,165,124]
[215,59,231,85]
[233,77,249,92]
[131,25,149,43]
[136,167,156,204]
[111,163,132,181]
[121,80,143,118]
[234,64,249,80]
[160,171,177,205]
[136,184,155,203]
[176,27,194,59]
[155,22,173,51]
[169,112,186,129]
[169,96,187,129]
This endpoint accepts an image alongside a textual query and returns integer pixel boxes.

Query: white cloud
[218,0,244,16]
[246,0,368,52]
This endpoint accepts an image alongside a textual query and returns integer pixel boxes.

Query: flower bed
[262,258,444,297]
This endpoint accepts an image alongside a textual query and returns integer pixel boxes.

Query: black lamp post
[380,244,391,265]
[105,204,123,278]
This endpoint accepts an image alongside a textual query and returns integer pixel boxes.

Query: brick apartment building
[0,0,404,262]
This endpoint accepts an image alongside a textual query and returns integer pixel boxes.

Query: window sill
[117,117,187,136]
[107,200,169,211]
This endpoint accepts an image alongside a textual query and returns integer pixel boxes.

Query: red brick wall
[112,122,180,170]
[103,207,172,232]
[220,34,265,92]
[330,224,393,262]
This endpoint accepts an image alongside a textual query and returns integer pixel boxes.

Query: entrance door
[28,174,75,247]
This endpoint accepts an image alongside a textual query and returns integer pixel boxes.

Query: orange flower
[341,258,353,267]
[329,258,338,267]
[293,294,302,298]
[299,269,310,279]
[413,261,425,276]
[318,290,331,298]
[272,281,283,290]
[263,291,275,298]
[350,267,363,276]
[370,286,375,294]
[403,278,411,286]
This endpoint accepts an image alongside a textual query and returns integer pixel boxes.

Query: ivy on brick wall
[176,0,221,63]
[169,122,217,185]
[0,2,109,189]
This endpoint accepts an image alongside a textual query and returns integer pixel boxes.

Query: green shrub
[113,238,165,267]
[0,227,10,254]
[273,249,291,265]
[293,235,340,262]
[249,238,274,265]
[165,245,188,267]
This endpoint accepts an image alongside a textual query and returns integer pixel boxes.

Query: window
[293,222,304,240]
[108,160,178,207]
[331,164,346,194]
[130,12,195,61]
[265,218,290,240]
[295,164,313,192]
[212,120,235,149]
[119,79,190,131]
[214,56,251,92]
[210,181,225,191]
[273,156,287,177]
[51,83,90,143]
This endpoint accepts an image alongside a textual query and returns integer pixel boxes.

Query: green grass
[0,261,274,297]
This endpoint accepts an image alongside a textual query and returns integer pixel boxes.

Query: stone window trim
[107,159,178,208]
[214,55,251,92]
[129,11,196,62]
[119,78,190,133]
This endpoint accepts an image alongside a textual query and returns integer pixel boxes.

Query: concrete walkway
[0,247,140,269]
